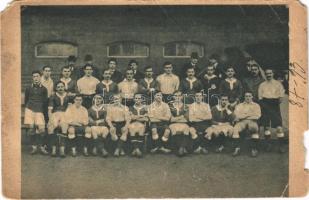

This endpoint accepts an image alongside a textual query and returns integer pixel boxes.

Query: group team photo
[20,5,289,198]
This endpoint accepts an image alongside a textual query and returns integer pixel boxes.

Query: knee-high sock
[218,134,225,147]
[58,135,66,147]
[136,135,144,150]
[35,134,44,146]
[84,138,92,148]
[50,134,58,147]
[201,136,210,149]
[117,139,125,149]
[130,135,138,149]
[232,138,240,149]
[251,138,259,150]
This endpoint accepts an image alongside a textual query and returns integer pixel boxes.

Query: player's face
[186,69,195,78]
[32,73,41,85]
[56,83,65,93]
[191,58,198,65]
[145,68,153,78]
[43,67,51,78]
[226,68,235,78]
[84,67,93,76]
[108,61,117,71]
[134,95,142,104]
[244,93,253,103]
[220,96,229,107]
[103,71,111,80]
[126,70,134,80]
[113,96,121,104]
[265,70,274,80]
[207,66,215,75]
[246,60,255,72]
[74,97,83,107]
[251,66,259,76]
[62,68,71,78]
[154,93,163,102]
[164,64,173,74]
[174,93,183,102]
[195,93,203,103]
[94,96,103,106]
[130,63,138,71]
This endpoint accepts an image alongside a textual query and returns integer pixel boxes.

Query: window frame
[34,41,78,58]
[106,40,150,58]
[163,41,205,58]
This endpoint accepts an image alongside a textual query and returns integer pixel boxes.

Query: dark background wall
[21,5,288,86]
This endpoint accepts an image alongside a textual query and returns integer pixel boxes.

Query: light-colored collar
[102,80,113,85]
[144,78,154,82]
[225,77,237,82]
[204,74,217,80]
[61,77,71,82]
[92,104,104,111]
[186,77,197,82]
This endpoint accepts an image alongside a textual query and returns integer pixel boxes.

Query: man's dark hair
[32,70,41,76]
[83,64,93,70]
[42,65,51,71]
[163,61,172,67]
[107,58,117,64]
[128,59,138,66]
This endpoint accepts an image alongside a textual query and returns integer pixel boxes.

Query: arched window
[107,41,149,57]
[35,41,78,58]
[163,41,204,58]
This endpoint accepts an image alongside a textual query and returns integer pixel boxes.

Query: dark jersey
[88,105,107,126]
[48,93,71,113]
[24,84,48,112]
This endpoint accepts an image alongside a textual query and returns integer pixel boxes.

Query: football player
[88,94,109,157]
[232,92,261,157]
[168,91,190,156]
[77,64,100,109]
[47,81,71,157]
[106,94,131,157]
[148,92,172,153]
[188,92,212,154]
[64,94,90,157]
[128,94,148,157]
[205,95,234,153]
[24,70,49,155]
[258,69,286,153]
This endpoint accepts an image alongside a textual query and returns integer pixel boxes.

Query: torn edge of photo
[1,0,308,199]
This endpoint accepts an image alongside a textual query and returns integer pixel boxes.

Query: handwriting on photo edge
[288,62,307,108]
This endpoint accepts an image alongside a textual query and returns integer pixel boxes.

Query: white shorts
[48,112,66,129]
[205,124,233,139]
[129,121,145,136]
[169,123,190,135]
[91,126,109,138]
[24,108,45,126]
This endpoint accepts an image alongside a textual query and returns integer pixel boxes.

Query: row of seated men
[24,63,286,157]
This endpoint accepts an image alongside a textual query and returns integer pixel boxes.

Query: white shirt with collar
[156,73,180,94]
[41,77,54,97]
[77,76,100,95]
[258,79,285,100]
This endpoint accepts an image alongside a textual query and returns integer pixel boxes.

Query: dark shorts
[112,121,126,136]
[70,125,86,137]
[259,98,282,127]
[81,94,95,109]
[189,121,211,134]
[150,121,169,134]
[121,98,135,107]
[162,94,173,103]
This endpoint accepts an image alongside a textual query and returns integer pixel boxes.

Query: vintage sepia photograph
[18,4,291,199]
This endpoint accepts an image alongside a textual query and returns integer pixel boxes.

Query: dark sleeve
[179,80,185,93]
[219,81,225,95]
[43,87,48,105]
[196,80,203,92]
[24,87,29,105]
[48,95,54,108]
[96,83,101,95]
[236,80,243,100]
